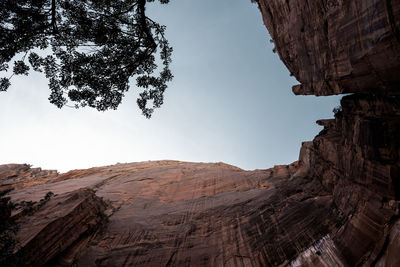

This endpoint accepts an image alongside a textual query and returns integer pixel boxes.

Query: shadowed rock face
[255,0,400,265]
[258,0,400,96]
[291,94,400,266]
[15,188,108,267]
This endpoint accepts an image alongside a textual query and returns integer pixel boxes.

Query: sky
[0,0,341,173]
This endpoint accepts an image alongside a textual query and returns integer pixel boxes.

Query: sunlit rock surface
[0,164,58,191]
[2,161,341,266]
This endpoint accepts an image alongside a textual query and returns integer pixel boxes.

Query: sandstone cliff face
[0,164,58,191]
[15,188,108,267]
[290,94,400,266]
[2,161,341,266]
[255,0,400,265]
[257,0,400,96]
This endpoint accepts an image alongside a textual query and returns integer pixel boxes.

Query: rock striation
[15,188,108,267]
[0,164,58,191]
[0,0,399,266]
[257,0,400,96]
[289,94,400,266]
[255,0,400,265]
[1,161,341,266]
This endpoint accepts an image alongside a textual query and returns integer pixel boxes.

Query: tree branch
[51,0,57,34]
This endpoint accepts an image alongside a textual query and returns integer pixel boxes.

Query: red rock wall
[0,164,58,191]
[256,0,400,265]
[15,189,108,266]
[293,94,400,266]
[257,0,400,96]
[1,162,341,266]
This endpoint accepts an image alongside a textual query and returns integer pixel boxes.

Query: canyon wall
[258,0,400,96]
[256,0,400,265]
[288,93,400,266]
[1,0,399,266]
[2,161,340,266]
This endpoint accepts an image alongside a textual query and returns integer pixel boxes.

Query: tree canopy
[0,0,172,117]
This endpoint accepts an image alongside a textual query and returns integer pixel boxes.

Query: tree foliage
[0,0,172,117]
[332,105,342,118]
[0,189,20,267]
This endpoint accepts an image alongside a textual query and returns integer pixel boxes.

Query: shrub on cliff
[0,189,20,267]
[333,105,343,118]
[0,0,172,117]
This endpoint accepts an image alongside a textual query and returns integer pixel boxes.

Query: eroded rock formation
[1,0,399,266]
[0,164,58,191]
[255,0,400,265]
[289,94,400,266]
[258,0,400,96]
[1,161,340,266]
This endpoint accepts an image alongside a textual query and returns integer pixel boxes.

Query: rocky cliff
[288,94,400,266]
[1,0,400,266]
[258,0,400,96]
[1,161,339,266]
[256,0,400,265]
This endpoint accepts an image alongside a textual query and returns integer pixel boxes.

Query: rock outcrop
[15,188,108,267]
[289,94,400,266]
[0,0,399,266]
[257,0,400,96]
[255,0,400,265]
[0,164,58,191]
[1,161,341,266]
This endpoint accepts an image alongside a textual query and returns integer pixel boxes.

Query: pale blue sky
[0,0,341,172]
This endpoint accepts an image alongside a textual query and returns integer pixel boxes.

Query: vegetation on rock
[0,189,20,267]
